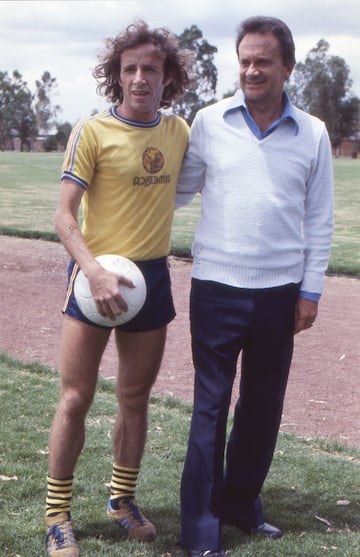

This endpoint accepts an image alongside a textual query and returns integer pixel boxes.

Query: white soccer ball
[74,254,147,327]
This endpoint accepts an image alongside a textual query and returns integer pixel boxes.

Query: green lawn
[0,152,359,274]
[331,159,360,275]
[0,152,61,238]
[0,353,359,557]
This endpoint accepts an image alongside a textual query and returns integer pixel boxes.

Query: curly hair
[93,20,194,108]
[235,16,296,68]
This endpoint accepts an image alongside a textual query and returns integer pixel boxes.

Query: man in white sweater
[177,16,334,557]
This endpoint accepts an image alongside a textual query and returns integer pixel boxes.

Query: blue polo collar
[224,90,299,138]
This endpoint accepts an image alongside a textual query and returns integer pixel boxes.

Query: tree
[10,71,38,151]
[0,71,14,149]
[172,25,218,124]
[34,71,61,134]
[287,39,360,148]
[0,70,37,150]
[0,69,65,150]
[55,121,72,150]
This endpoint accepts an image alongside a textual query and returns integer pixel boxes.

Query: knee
[59,388,93,419]
[117,384,150,414]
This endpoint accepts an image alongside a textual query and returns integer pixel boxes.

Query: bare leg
[48,316,111,478]
[112,326,167,467]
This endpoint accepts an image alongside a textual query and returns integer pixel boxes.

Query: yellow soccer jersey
[61,107,189,260]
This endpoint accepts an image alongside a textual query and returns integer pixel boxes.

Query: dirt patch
[1,236,359,447]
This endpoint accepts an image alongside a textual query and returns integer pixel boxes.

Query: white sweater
[176,95,334,294]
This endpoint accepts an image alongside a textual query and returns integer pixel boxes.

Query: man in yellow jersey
[45,21,192,557]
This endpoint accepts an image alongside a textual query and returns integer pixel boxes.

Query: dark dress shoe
[248,522,283,539]
[188,550,226,557]
[222,514,282,539]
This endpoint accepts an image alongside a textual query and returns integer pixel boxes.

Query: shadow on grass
[75,506,183,554]
[72,486,359,554]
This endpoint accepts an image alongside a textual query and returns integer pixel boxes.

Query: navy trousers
[180,278,299,551]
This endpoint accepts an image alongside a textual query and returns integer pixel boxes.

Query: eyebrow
[122,62,160,70]
[239,55,271,64]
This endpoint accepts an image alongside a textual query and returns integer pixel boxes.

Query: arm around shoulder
[175,113,206,209]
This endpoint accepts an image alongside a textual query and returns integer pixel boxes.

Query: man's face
[118,43,171,122]
[237,32,293,107]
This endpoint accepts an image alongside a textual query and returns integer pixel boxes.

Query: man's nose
[246,63,260,76]
[133,69,146,83]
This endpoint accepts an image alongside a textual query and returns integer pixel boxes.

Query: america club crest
[142,147,165,174]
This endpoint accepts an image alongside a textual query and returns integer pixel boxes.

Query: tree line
[287,39,360,150]
[0,26,359,152]
[0,69,73,152]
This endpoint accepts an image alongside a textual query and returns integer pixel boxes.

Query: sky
[1,0,360,125]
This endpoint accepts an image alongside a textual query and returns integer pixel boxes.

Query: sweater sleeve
[175,112,206,209]
[301,124,334,294]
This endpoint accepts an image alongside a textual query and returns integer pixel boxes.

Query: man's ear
[163,70,173,87]
[285,64,294,80]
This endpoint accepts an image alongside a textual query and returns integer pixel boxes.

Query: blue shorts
[62,256,176,332]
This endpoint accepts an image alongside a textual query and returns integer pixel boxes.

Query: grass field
[0,152,61,239]
[0,353,359,557]
[0,152,359,556]
[0,152,359,275]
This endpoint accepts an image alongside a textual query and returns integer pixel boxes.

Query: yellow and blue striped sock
[109,464,139,509]
[45,476,73,520]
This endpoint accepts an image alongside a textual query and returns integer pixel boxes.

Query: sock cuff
[112,464,140,474]
[47,475,74,485]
